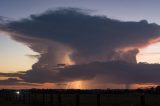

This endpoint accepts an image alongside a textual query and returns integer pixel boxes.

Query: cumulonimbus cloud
[2,8,160,64]
[0,8,160,87]
[18,61,160,85]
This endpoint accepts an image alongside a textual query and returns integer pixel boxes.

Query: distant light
[16,91,20,95]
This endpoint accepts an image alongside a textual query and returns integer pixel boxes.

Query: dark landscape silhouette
[0,87,160,106]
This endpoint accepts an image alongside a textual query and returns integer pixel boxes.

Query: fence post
[97,94,100,106]
[140,94,146,106]
[50,93,54,106]
[42,92,45,106]
[28,92,31,106]
[23,92,26,104]
[58,94,61,106]
[76,94,80,106]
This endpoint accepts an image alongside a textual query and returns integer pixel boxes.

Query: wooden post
[76,94,80,106]
[28,92,31,106]
[42,93,45,106]
[58,94,61,106]
[50,93,54,106]
[97,94,100,106]
[23,93,26,104]
[140,94,146,106]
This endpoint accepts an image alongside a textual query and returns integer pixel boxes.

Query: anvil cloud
[0,8,160,87]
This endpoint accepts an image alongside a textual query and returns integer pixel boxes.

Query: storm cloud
[1,8,160,87]
[57,61,160,84]
[3,8,160,64]
[19,61,160,85]
[0,77,39,86]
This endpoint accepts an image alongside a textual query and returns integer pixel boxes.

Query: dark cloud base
[21,61,160,85]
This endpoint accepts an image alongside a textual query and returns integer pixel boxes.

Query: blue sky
[0,0,160,24]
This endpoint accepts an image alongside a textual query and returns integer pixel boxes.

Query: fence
[0,89,159,106]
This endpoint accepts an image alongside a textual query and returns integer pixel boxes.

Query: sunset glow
[0,34,38,73]
[137,42,160,64]
[66,81,84,89]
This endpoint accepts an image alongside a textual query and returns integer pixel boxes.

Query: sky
[0,0,160,89]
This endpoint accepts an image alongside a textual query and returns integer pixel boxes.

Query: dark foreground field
[0,89,160,106]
